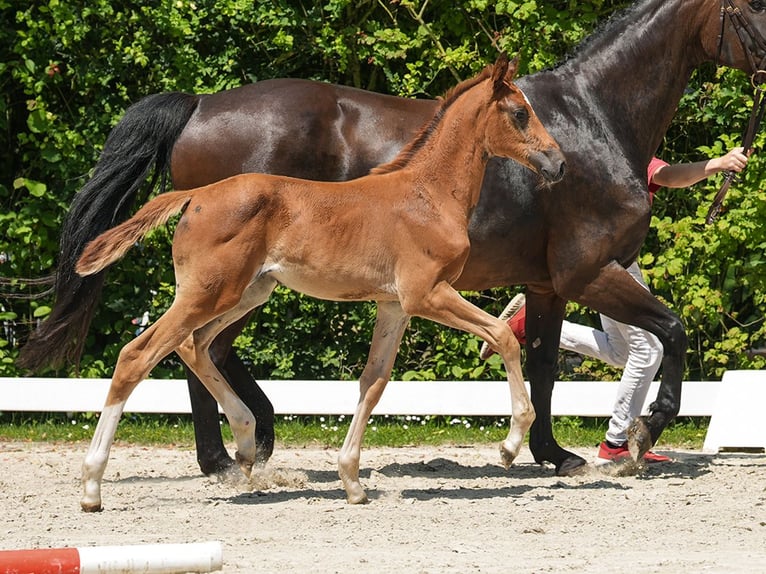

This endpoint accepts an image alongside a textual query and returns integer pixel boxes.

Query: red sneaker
[641,449,672,463]
[479,293,526,360]
[595,441,671,466]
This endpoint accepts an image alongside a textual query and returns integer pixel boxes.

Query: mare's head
[484,53,565,184]
[712,0,766,74]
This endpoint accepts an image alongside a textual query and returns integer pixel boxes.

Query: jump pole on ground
[0,540,223,574]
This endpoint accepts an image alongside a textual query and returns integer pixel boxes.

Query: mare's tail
[76,191,192,276]
[17,92,199,371]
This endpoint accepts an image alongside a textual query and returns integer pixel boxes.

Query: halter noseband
[708,0,766,223]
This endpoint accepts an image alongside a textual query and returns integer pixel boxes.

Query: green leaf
[26,108,49,133]
[33,306,51,318]
[13,178,47,197]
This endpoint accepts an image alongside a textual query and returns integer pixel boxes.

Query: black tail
[17,92,199,371]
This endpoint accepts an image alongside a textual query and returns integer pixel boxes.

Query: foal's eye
[512,108,529,128]
[751,0,766,12]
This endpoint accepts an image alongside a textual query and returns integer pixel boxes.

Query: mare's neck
[550,0,717,165]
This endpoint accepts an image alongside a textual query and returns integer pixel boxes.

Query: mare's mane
[549,0,648,71]
[370,63,495,175]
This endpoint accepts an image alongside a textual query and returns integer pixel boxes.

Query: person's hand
[714,147,750,173]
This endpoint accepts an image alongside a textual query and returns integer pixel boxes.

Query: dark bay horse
[75,55,564,510]
[19,0,766,476]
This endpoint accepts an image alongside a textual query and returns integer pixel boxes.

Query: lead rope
[706,74,766,223]
[706,1,766,224]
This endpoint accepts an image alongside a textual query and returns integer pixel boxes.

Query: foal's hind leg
[403,282,535,467]
[338,301,410,504]
[81,306,198,512]
[176,277,278,478]
[186,312,275,475]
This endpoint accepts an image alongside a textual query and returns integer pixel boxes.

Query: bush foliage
[1,0,764,381]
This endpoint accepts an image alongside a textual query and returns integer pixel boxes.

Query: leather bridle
[708,0,766,223]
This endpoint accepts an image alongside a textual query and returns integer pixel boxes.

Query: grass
[0,412,709,450]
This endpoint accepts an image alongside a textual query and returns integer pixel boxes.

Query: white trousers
[559,262,663,445]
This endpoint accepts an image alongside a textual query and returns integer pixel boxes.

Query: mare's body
[75,56,564,511]
[20,0,766,475]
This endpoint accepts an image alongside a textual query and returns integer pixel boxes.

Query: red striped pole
[0,541,223,574]
[0,547,80,574]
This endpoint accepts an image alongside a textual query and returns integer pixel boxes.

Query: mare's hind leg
[338,301,409,504]
[81,305,199,512]
[176,277,278,478]
[570,261,686,461]
[403,282,535,466]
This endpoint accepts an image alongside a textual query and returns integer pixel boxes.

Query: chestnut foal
[76,54,564,511]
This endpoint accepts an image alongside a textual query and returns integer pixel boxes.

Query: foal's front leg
[338,301,409,504]
[405,281,535,467]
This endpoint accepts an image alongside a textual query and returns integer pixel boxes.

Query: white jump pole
[0,541,223,574]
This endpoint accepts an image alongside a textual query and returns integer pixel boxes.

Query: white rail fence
[0,371,764,453]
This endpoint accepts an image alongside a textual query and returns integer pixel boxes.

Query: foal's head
[484,53,565,184]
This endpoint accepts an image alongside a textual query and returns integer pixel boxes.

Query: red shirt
[647,156,669,203]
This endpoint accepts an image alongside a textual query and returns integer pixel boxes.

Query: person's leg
[595,263,667,463]
[558,315,629,368]
[599,311,663,446]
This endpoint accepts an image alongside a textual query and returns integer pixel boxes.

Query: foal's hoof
[346,491,370,505]
[341,477,370,505]
[80,500,103,513]
[81,481,103,512]
[499,442,518,469]
[235,451,255,478]
[627,416,652,462]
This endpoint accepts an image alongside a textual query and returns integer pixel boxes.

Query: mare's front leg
[187,313,275,475]
[525,289,588,476]
[575,262,686,460]
[338,301,409,504]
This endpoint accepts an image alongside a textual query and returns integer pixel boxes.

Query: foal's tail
[17,92,199,371]
[76,191,192,277]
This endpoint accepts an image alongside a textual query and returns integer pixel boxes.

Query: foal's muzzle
[531,148,566,184]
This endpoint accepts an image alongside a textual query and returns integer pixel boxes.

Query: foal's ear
[492,53,520,100]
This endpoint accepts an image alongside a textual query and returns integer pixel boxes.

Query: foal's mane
[370,64,495,175]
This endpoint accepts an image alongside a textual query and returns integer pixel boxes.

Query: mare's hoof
[254,449,273,467]
[555,454,588,477]
[627,416,652,462]
[200,455,236,476]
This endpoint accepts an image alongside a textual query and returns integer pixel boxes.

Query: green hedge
[1,0,764,381]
